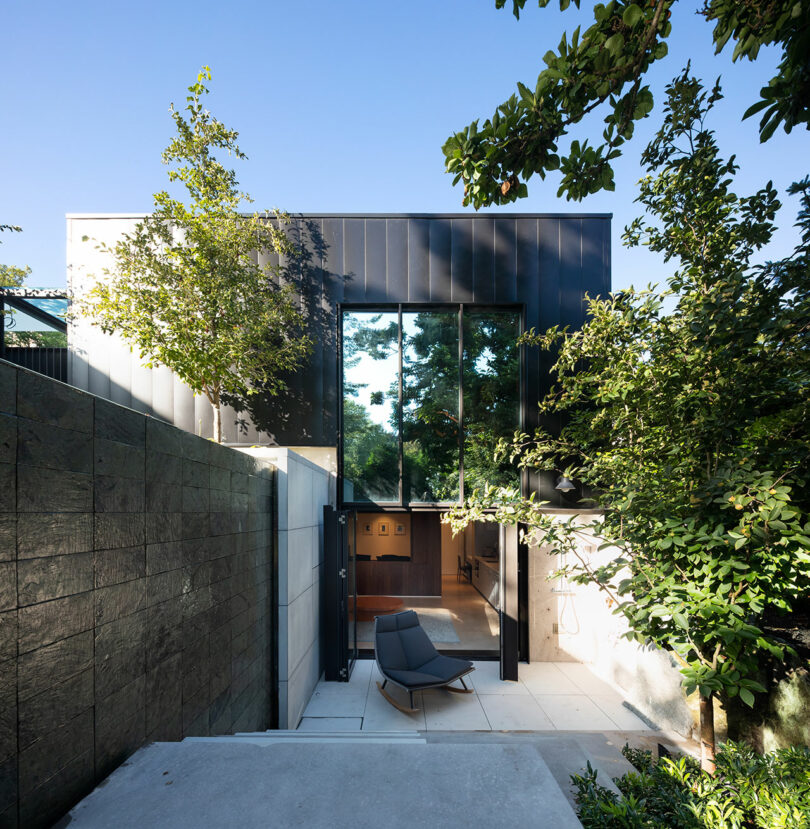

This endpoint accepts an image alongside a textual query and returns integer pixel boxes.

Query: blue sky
[1,0,807,291]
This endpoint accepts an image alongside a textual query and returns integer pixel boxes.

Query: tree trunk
[212,399,221,444]
[699,692,716,774]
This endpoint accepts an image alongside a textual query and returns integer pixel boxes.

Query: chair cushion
[375,611,473,689]
[385,656,473,690]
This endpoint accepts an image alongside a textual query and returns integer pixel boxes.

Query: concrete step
[66,740,583,828]
[184,730,426,745]
[421,730,633,807]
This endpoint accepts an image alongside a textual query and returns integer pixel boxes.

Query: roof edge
[66,212,613,220]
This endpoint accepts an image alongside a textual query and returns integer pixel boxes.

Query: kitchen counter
[471,555,500,610]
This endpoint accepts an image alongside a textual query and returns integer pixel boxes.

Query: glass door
[324,506,357,681]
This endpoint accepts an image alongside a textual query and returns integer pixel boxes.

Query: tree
[80,68,311,442]
[445,70,810,772]
[443,0,810,207]
[1,225,32,332]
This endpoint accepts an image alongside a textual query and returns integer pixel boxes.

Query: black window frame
[338,302,526,511]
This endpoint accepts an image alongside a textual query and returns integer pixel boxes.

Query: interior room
[352,512,500,653]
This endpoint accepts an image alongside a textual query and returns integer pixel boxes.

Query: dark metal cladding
[255,214,611,451]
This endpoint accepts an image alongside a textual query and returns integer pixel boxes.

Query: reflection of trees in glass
[342,312,399,502]
[341,308,521,503]
[463,312,521,493]
[402,312,459,502]
[342,399,399,501]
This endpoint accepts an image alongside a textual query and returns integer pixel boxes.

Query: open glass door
[324,506,357,681]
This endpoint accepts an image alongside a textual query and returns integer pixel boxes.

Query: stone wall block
[94,578,147,627]
[18,593,93,654]
[16,631,93,703]
[0,514,15,563]
[181,432,208,463]
[16,513,92,559]
[16,372,91,434]
[94,545,145,589]
[94,513,145,550]
[16,419,92,474]
[17,708,94,797]
[146,419,183,457]
[94,399,145,447]
[16,466,92,513]
[0,363,16,415]
[0,414,16,464]
[145,451,182,485]
[144,512,182,545]
[16,553,93,607]
[17,669,93,749]
[94,476,145,513]
[94,439,144,480]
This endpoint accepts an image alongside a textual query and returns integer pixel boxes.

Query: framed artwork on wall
[378,522,389,536]
[394,523,406,536]
[361,522,373,535]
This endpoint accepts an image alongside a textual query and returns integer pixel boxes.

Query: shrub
[573,741,810,828]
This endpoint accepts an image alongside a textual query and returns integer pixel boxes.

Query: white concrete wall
[241,447,333,729]
[67,215,272,443]
[529,513,694,737]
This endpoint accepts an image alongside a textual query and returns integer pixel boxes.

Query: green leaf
[622,4,642,27]
[739,687,755,707]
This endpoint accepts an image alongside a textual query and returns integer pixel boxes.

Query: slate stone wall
[0,360,276,829]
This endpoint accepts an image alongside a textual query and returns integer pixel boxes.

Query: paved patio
[298,659,654,732]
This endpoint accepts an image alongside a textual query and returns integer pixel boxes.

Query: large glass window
[342,311,400,503]
[341,306,521,505]
[402,310,460,503]
[462,311,521,492]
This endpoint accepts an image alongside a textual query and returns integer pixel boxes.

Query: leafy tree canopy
[443,0,810,207]
[79,68,311,442]
[446,70,810,770]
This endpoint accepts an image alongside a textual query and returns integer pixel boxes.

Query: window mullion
[398,304,404,506]
[458,304,464,503]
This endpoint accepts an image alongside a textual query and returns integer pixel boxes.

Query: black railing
[2,347,68,382]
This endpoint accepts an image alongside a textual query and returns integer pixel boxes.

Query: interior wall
[356,513,411,560]
[356,512,440,597]
[440,520,462,576]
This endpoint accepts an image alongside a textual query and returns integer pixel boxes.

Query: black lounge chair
[374,610,475,713]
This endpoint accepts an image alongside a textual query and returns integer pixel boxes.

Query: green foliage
[79,68,311,441]
[443,0,810,206]
[0,263,31,289]
[574,741,810,827]
[4,330,67,347]
[445,72,810,713]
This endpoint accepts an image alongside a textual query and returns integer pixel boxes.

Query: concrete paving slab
[554,663,622,698]
[519,662,581,695]
[534,694,617,731]
[297,717,363,732]
[303,689,367,717]
[470,661,530,695]
[361,683,426,731]
[590,695,652,731]
[423,689,491,731]
[65,740,582,829]
[478,694,555,731]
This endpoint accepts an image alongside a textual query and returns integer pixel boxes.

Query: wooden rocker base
[377,681,419,714]
[376,674,474,713]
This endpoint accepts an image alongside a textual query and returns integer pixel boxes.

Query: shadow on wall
[222,218,347,445]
